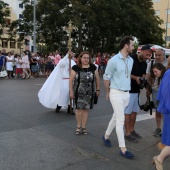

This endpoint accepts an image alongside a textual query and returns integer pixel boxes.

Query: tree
[0,0,10,37]
[9,0,165,54]
[116,0,165,45]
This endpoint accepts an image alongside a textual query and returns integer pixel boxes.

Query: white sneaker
[39,72,44,75]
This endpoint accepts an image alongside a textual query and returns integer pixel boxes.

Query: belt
[63,78,69,79]
[118,89,129,92]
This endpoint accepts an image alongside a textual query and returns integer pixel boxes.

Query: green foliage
[8,0,165,54]
[0,0,10,37]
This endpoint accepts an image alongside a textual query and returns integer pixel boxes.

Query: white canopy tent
[137,44,170,56]
[151,45,170,55]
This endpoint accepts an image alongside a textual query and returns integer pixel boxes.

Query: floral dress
[72,64,97,109]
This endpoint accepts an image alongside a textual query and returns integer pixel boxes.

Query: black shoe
[67,105,74,115]
[131,130,142,139]
[153,128,161,137]
[67,105,71,113]
[55,108,60,113]
[125,135,138,143]
[55,105,61,113]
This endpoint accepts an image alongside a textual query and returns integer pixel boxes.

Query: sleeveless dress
[21,55,30,69]
[72,64,97,110]
[6,56,14,71]
[31,58,38,72]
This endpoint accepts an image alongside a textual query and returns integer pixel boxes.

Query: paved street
[0,77,169,170]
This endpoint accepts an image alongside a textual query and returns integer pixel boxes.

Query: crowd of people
[0,49,114,80]
[0,49,64,79]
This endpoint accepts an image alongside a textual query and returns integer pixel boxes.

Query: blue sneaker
[102,136,112,148]
[120,150,134,159]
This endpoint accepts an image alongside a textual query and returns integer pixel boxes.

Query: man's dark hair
[74,53,79,58]
[119,36,134,50]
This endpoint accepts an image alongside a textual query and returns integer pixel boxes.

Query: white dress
[21,55,30,69]
[38,54,76,109]
[6,56,14,71]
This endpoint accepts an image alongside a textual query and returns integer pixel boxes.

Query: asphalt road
[0,77,169,170]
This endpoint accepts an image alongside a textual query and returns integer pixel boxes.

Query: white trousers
[105,89,130,147]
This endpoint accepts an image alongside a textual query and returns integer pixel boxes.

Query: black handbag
[94,92,98,104]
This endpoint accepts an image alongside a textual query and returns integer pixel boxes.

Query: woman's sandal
[75,127,81,135]
[152,156,163,170]
[82,128,88,135]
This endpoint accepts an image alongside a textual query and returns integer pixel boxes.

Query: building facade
[152,0,170,47]
[0,0,29,54]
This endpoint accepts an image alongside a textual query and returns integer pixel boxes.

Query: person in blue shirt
[102,36,135,159]
[0,51,5,72]
[152,57,170,170]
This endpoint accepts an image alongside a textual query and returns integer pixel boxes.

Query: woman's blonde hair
[77,51,92,67]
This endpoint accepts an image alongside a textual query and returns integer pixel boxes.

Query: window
[155,10,160,15]
[2,40,8,48]
[152,0,160,2]
[17,42,23,49]
[19,14,23,19]
[19,3,23,8]
[165,36,170,41]
[10,40,15,48]
[166,9,170,14]
[165,22,170,28]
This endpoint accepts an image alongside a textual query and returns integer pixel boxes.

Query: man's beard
[127,48,132,55]
[139,54,144,61]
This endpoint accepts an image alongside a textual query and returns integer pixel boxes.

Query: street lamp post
[20,46,23,56]
[33,0,36,52]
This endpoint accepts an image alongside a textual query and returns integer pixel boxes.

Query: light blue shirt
[103,52,133,91]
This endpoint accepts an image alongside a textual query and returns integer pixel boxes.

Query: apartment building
[0,0,29,54]
[152,0,170,47]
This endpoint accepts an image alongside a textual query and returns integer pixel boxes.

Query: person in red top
[54,50,61,66]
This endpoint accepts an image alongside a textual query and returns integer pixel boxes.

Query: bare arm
[95,69,100,97]
[131,75,140,84]
[69,69,76,99]
[104,80,110,100]
[146,73,150,82]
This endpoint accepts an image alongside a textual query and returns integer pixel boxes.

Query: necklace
[82,67,90,79]
[123,59,128,78]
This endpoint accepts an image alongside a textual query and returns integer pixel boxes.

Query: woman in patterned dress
[69,51,100,135]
